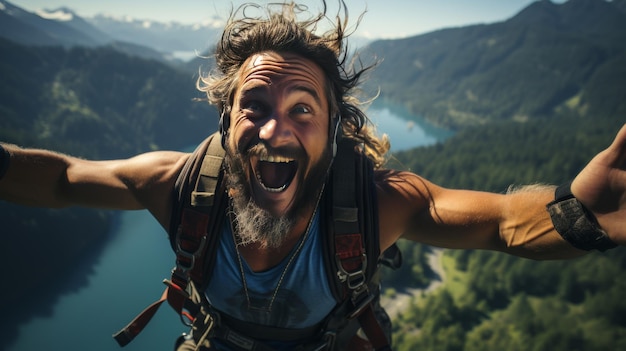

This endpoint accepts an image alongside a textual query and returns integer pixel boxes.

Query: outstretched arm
[0,143,189,227]
[377,124,626,259]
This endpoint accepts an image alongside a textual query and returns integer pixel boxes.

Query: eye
[290,104,314,121]
[241,100,268,118]
[291,105,311,114]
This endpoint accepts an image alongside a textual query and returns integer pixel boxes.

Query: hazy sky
[10,0,568,38]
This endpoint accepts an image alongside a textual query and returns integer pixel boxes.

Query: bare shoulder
[374,169,435,250]
[112,151,190,228]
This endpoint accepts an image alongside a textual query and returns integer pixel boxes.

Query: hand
[572,124,626,245]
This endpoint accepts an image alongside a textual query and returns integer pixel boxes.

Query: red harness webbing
[114,135,224,347]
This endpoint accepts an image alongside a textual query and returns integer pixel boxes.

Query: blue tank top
[205,210,337,331]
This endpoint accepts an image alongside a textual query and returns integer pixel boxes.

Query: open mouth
[254,155,298,193]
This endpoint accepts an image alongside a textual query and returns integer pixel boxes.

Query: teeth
[256,174,288,193]
[260,154,293,163]
[255,154,294,193]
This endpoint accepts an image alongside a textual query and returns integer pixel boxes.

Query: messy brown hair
[197,1,389,168]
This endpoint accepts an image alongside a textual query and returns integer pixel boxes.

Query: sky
[9,0,568,39]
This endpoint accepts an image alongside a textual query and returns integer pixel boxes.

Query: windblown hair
[197,1,390,168]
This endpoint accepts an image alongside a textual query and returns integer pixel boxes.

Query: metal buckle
[335,252,368,290]
[175,234,206,273]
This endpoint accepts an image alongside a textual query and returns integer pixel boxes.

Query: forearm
[0,143,75,207]
[499,185,587,260]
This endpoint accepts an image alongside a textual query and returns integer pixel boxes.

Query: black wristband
[0,144,10,180]
[547,181,617,252]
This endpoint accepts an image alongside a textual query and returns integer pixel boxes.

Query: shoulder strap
[323,137,391,351]
[168,132,226,289]
[114,133,226,347]
[328,137,379,299]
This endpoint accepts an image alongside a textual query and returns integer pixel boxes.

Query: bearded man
[1,1,626,350]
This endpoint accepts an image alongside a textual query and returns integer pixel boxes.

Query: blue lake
[7,102,451,351]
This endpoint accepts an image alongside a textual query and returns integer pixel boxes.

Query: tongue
[258,161,296,189]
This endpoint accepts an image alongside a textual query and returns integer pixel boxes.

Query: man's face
[225,51,332,222]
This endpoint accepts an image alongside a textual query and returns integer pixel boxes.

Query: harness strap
[113,134,225,347]
[220,313,322,342]
[357,306,392,351]
[331,139,390,351]
[190,308,328,351]
[113,289,168,346]
[168,134,224,323]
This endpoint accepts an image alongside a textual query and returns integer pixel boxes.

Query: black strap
[547,181,617,252]
[329,138,390,350]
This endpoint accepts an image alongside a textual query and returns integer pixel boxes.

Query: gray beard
[229,190,293,249]
[224,139,331,249]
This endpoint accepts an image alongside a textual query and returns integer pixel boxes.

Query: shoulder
[115,150,191,228]
[374,169,435,250]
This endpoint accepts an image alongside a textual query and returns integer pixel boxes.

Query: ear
[331,114,342,158]
[219,108,230,148]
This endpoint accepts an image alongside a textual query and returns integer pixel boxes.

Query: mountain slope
[363,0,626,128]
[0,0,100,47]
[38,6,112,45]
[0,2,182,63]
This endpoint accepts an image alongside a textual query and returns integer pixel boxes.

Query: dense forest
[381,113,626,350]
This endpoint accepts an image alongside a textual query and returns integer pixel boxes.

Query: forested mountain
[364,0,626,128]
[0,38,215,157]
[0,0,215,63]
[0,0,102,47]
[0,36,217,343]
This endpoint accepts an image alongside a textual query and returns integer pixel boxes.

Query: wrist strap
[0,144,10,180]
[547,181,617,252]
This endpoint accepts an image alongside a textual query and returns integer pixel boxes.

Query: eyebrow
[289,84,323,107]
[239,83,324,107]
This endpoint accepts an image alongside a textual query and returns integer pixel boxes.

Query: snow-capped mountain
[0,0,102,47]
[88,14,223,56]
[0,1,222,61]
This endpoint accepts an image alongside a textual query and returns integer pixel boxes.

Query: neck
[235,204,317,272]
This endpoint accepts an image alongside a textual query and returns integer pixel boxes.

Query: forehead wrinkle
[238,53,327,108]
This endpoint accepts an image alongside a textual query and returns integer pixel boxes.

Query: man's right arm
[0,143,189,228]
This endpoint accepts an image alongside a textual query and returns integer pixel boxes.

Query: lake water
[7,102,451,351]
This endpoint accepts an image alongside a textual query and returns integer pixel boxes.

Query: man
[1,1,625,350]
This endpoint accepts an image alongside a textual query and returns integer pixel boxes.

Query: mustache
[244,141,305,161]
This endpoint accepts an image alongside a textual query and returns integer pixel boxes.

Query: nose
[258,115,293,147]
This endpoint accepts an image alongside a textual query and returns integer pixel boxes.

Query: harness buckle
[175,234,207,273]
[335,253,368,290]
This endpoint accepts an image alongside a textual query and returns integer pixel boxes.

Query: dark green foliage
[363,0,626,129]
[388,114,626,349]
[0,37,217,158]
[392,116,622,192]
[382,240,435,289]
[0,37,218,324]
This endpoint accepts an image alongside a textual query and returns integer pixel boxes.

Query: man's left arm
[377,124,626,259]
